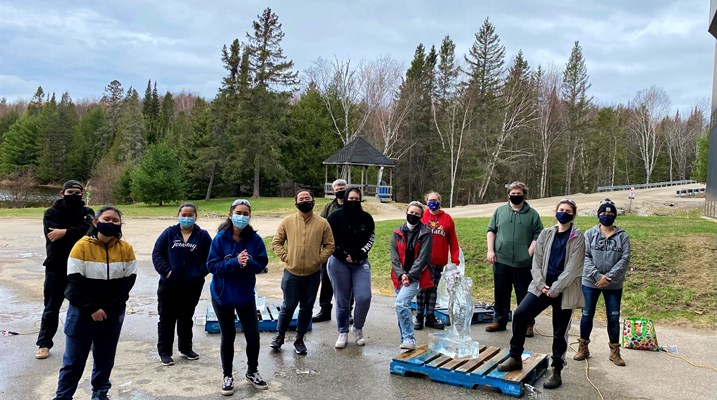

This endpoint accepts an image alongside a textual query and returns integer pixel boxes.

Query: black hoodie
[326,205,375,264]
[42,198,95,270]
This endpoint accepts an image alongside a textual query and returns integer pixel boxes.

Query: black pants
[416,264,443,317]
[156,279,203,356]
[493,262,534,326]
[509,292,573,369]
[37,269,68,349]
[277,269,321,336]
[212,298,260,377]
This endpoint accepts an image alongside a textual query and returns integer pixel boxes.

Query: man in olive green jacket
[270,190,335,355]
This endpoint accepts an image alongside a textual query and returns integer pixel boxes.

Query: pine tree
[246,7,299,89]
[130,143,186,205]
[157,91,175,142]
[0,114,43,175]
[97,80,124,159]
[562,41,592,194]
[234,7,297,197]
[143,79,161,144]
[37,92,77,182]
[67,105,106,180]
[116,89,146,163]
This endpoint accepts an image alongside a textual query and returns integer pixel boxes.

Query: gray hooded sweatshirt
[582,225,631,289]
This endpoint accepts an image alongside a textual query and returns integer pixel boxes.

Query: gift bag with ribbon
[621,317,659,351]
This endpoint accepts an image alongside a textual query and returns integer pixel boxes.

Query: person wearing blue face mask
[152,202,212,366]
[498,199,585,390]
[574,199,630,367]
[207,199,270,395]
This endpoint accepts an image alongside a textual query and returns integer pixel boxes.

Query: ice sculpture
[429,263,480,358]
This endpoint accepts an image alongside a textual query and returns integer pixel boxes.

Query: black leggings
[212,298,260,377]
[509,292,573,369]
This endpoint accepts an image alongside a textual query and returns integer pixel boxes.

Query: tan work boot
[485,322,507,332]
[35,347,50,359]
[573,337,590,360]
[609,343,626,366]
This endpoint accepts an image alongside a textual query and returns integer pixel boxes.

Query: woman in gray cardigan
[497,199,585,390]
[574,199,630,366]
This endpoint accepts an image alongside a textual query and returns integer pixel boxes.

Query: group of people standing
[485,182,631,390]
[34,178,629,399]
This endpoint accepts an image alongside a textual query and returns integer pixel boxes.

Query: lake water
[0,186,59,208]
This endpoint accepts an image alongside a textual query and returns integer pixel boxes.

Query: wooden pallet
[204,305,311,333]
[390,344,547,397]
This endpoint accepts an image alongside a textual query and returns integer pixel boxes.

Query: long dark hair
[88,206,123,239]
[217,201,256,239]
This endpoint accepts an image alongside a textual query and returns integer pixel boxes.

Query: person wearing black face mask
[270,190,335,355]
[54,206,137,400]
[35,180,95,360]
[575,199,631,367]
[486,181,543,337]
[390,201,433,350]
[326,188,375,348]
[313,179,349,322]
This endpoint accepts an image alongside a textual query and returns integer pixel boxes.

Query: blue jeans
[580,285,623,343]
[54,304,125,400]
[327,256,372,333]
[394,281,420,341]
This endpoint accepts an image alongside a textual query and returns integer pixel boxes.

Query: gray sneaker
[400,338,416,350]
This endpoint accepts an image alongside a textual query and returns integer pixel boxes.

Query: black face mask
[344,200,361,213]
[296,201,315,213]
[406,214,421,225]
[96,222,122,238]
[335,190,346,200]
[509,195,524,205]
[64,194,84,208]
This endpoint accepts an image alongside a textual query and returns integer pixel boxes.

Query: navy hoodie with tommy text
[152,224,212,284]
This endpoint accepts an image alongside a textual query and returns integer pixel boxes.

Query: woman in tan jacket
[497,199,585,390]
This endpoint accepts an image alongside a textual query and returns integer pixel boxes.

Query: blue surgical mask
[232,214,250,229]
[178,217,195,229]
[427,201,440,211]
[599,214,616,226]
[555,212,573,224]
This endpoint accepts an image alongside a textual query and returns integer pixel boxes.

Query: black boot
[497,356,523,372]
[425,315,445,330]
[414,314,424,330]
[543,367,562,389]
[312,307,331,323]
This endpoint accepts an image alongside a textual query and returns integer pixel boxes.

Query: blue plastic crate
[205,304,311,333]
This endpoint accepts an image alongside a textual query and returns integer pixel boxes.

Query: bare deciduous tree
[305,57,372,145]
[534,66,565,198]
[628,86,670,184]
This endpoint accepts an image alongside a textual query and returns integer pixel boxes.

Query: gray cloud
[0,0,710,115]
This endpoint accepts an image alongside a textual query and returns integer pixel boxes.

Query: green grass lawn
[0,197,333,218]
[300,213,716,328]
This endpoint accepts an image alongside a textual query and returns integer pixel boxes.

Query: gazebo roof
[323,137,396,168]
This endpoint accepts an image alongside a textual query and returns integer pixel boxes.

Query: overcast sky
[0,0,712,114]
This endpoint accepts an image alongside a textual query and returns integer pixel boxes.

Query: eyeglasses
[232,199,251,207]
[559,198,577,207]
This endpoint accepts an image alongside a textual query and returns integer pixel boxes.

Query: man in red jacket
[416,192,460,330]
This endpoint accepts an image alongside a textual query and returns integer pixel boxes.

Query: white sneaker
[400,338,416,350]
[352,327,366,346]
[335,332,349,348]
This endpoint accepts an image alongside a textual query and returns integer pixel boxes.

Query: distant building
[707,1,717,218]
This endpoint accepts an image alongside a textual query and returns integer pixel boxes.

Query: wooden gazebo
[323,137,395,201]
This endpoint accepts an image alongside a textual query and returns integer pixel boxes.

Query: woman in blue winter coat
[573,199,630,366]
[207,199,269,396]
[152,202,212,366]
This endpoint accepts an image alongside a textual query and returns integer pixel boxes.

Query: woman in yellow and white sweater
[53,206,137,400]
